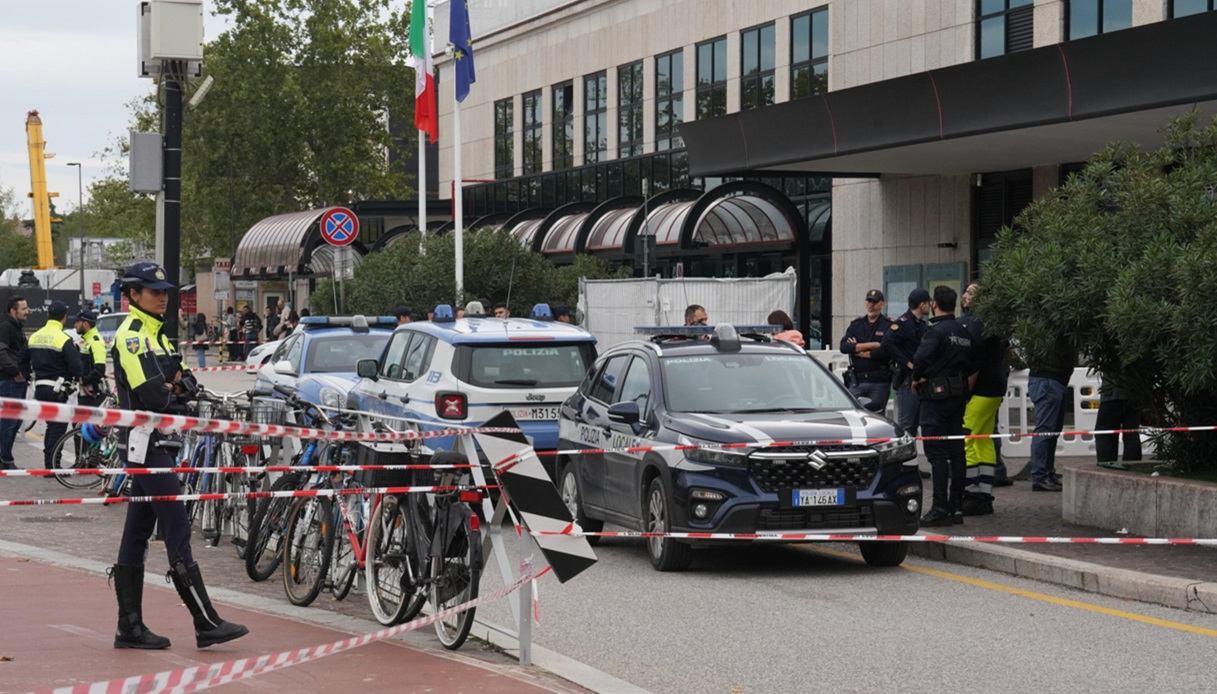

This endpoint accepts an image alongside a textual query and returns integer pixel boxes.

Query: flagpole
[453,96,464,304]
[418,131,427,244]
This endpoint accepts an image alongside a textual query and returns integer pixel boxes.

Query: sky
[0,1,231,218]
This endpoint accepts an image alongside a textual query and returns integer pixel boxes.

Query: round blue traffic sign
[319,207,359,247]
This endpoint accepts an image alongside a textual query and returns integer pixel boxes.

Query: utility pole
[67,161,83,305]
[162,62,183,338]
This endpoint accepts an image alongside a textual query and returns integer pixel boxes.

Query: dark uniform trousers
[117,447,194,567]
[34,385,70,469]
[921,396,968,511]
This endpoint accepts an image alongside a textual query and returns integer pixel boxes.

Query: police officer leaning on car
[74,309,107,407]
[911,285,978,527]
[109,261,248,651]
[28,300,84,469]
[839,289,892,413]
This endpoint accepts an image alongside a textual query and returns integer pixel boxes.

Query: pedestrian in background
[493,303,510,319]
[28,301,84,469]
[192,313,208,368]
[883,288,931,436]
[0,296,30,470]
[264,304,279,341]
[911,286,976,526]
[74,310,107,407]
[961,282,1011,487]
[767,309,805,347]
[958,284,1009,515]
[683,304,708,326]
[275,310,299,339]
[1095,373,1142,470]
[1027,341,1075,492]
[222,306,239,361]
[553,305,574,324]
[241,306,262,356]
[393,305,413,326]
[840,289,892,413]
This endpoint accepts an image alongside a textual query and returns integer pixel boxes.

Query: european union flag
[450,0,476,102]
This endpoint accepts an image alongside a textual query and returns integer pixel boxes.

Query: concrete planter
[1064,464,1217,538]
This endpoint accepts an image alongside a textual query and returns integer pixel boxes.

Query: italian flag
[410,1,437,143]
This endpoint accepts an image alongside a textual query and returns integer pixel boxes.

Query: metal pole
[453,99,464,304]
[162,63,184,339]
[517,530,532,666]
[418,129,427,243]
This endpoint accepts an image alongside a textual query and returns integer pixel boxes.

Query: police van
[557,324,921,571]
[348,304,597,476]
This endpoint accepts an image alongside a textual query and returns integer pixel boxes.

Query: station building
[424,0,1217,342]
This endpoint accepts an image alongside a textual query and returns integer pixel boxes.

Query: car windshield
[464,343,595,389]
[96,314,125,334]
[304,333,391,374]
[661,351,855,413]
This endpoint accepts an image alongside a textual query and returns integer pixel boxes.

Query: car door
[363,330,415,413]
[604,355,653,516]
[257,334,301,392]
[576,354,630,512]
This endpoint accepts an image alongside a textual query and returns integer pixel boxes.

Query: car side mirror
[272,359,296,376]
[356,358,379,380]
[607,401,640,425]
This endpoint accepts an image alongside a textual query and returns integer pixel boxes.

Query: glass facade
[1171,0,1215,16]
[977,0,1035,59]
[695,36,727,119]
[740,23,775,110]
[493,98,513,179]
[522,90,542,175]
[618,60,644,158]
[552,81,575,169]
[1068,0,1132,39]
[584,71,608,164]
[791,8,829,99]
[655,49,684,151]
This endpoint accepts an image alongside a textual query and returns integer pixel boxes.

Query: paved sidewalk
[0,554,582,694]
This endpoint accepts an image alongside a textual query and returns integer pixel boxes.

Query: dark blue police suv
[557,324,921,571]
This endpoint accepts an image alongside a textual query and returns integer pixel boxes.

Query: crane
[25,110,59,269]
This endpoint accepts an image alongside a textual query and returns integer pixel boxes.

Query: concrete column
[1034,0,1066,48]
[541,87,553,172]
[643,56,656,152]
[681,45,695,124]
[573,76,585,167]
[606,65,619,157]
[1132,0,1168,26]
[512,93,522,178]
[725,31,741,113]
[774,14,791,103]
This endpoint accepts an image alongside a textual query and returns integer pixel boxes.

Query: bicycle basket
[247,397,289,445]
[197,399,239,421]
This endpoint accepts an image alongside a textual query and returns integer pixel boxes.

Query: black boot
[111,564,171,650]
[169,561,249,648]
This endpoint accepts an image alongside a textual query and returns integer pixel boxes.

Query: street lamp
[66,162,84,305]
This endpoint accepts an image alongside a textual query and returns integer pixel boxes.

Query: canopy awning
[679,12,1217,177]
[232,208,335,279]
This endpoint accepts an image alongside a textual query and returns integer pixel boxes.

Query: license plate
[509,406,560,421]
[792,488,845,507]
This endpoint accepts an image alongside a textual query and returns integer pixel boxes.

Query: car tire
[645,477,693,572]
[859,541,908,567]
[558,463,602,547]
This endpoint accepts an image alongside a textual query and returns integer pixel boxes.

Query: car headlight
[873,433,917,465]
[685,445,748,467]
[319,387,344,409]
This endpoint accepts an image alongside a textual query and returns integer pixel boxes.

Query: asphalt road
[4,369,1216,694]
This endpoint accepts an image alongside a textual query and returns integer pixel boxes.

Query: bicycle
[48,384,119,491]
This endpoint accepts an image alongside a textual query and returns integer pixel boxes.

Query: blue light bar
[300,315,396,328]
[531,303,553,320]
[433,304,455,322]
[633,324,781,336]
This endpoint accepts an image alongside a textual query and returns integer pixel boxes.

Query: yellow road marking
[802,545,1217,639]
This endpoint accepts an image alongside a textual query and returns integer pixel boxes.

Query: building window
[1068,0,1132,39]
[740,23,775,110]
[618,60,644,158]
[1171,0,1215,16]
[584,71,607,164]
[977,0,1035,59]
[552,81,574,170]
[522,90,542,175]
[695,36,727,120]
[655,49,684,151]
[791,8,829,99]
[493,98,513,179]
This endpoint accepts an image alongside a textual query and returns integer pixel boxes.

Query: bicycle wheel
[229,452,261,560]
[282,496,334,607]
[432,505,481,650]
[365,495,427,626]
[245,473,300,581]
[49,427,104,490]
[329,495,360,601]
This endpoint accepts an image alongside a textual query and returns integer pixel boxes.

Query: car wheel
[559,463,602,546]
[645,477,693,572]
[859,541,908,567]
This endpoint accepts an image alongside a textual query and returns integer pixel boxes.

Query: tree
[977,113,1217,473]
[0,182,38,272]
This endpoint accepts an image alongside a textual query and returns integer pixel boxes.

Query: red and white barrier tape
[0,463,478,478]
[534,529,1217,545]
[40,563,551,694]
[0,397,517,444]
[0,483,497,508]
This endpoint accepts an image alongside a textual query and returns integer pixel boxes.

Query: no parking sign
[319,207,359,247]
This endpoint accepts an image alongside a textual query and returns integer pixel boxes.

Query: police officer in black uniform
[911,285,977,526]
[110,261,248,650]
[73,309,107,407]
[839,289,892,413]
[28,301,84,468]
[882,288,931,436]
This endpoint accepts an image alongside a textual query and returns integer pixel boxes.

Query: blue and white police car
[557,324,921,571]
[347,304,597,474]
[255,315,397,408]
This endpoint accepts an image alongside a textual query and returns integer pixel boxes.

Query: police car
[348,304,597,471]
[255,315,396,408]
[557,324,921,571]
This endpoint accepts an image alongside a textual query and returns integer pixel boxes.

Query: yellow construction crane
[25,110,60,269]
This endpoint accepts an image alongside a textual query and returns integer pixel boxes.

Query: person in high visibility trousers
[958,283,1009,515]
[73,309,107,407]
[28,301,84,468]
[109,261,248,650]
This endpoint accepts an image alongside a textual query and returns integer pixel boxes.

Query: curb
[908,537,1217,614]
